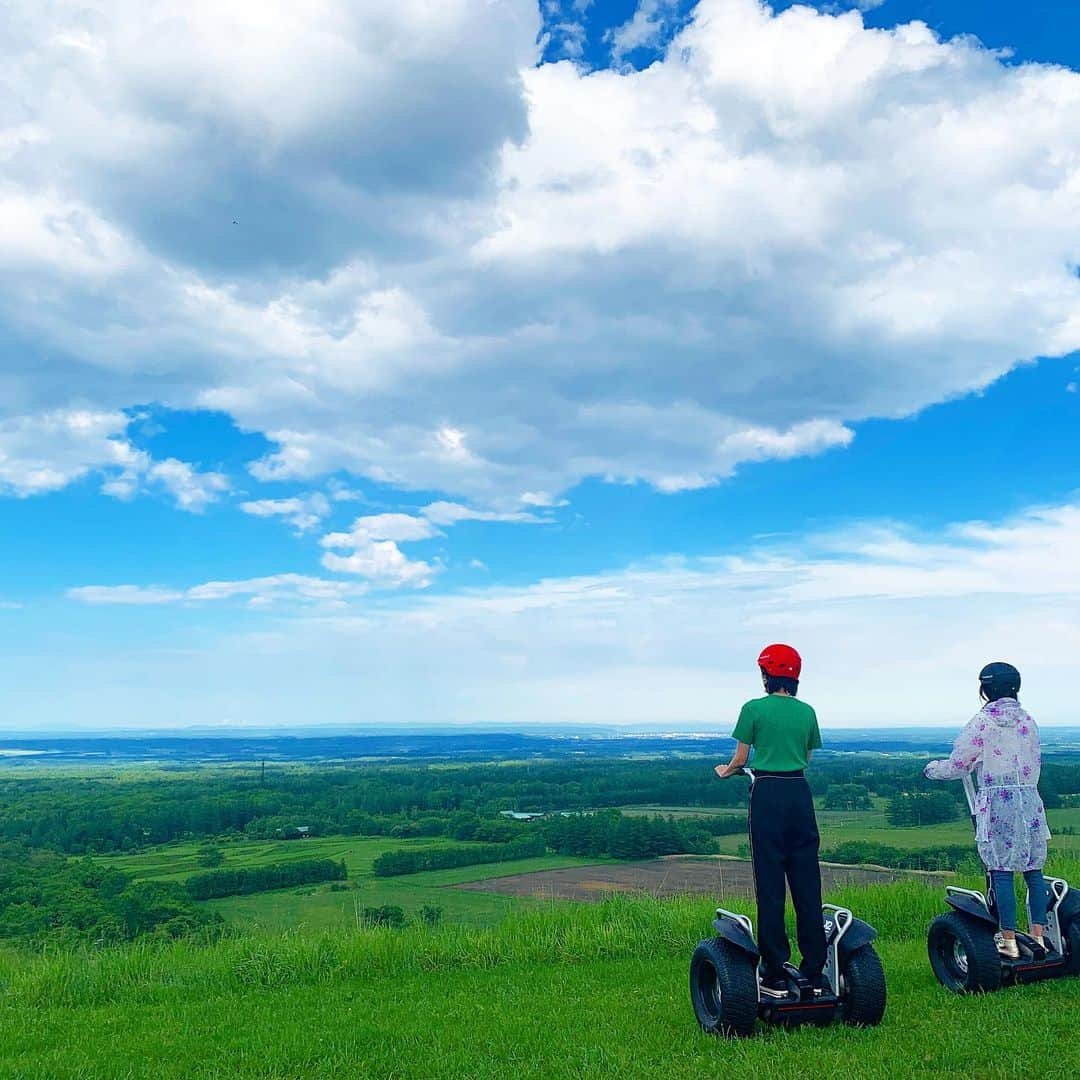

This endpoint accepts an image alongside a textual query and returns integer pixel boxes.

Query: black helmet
[979,661,1021,699]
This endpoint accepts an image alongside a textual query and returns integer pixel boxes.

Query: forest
[4,755,1077,855]
[0,842,218,944]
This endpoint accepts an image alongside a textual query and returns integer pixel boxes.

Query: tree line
[542,811,743,860]
[372,812,746,875]
[372,836,545,877]
[185,858,347,900]
[821,841,976,873]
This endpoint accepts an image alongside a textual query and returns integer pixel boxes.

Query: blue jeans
[990,869,1048,931]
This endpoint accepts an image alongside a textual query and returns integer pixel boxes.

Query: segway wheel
[837,944,887,1027]
[927,912,1002,993]
[1063,917,1080,976]
[689,937,758,1037]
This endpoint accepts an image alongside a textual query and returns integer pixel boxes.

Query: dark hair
[763,673,799,696]
[980,681,1019,703]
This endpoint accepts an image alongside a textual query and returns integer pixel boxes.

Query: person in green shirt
[714,643,827,997]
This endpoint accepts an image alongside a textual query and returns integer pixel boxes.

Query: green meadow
[1,866,1078,1080]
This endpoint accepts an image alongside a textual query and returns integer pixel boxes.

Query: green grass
[1,870,1078,1079]
[207,855,590,932]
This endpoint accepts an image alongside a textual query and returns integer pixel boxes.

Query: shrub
[418,905,443,926]
[197,845,225,868]
[360,905,406,928]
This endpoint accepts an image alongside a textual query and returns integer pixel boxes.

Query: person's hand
[714,763,733,779]
[923,761,940,779]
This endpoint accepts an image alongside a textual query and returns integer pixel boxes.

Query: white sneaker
[996,936,1020,960]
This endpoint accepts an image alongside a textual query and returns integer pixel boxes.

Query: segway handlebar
[961,771,978,829]
[719,765,755,782]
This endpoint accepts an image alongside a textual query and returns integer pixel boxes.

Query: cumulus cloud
[322,513,441,547]
[0,410,135,496]
[2,0,1080,507]
[240,493,331,533]
[319,513,439,586]
[144,458,230,512]
[320,541,437,587]
[0,409,226,510]
[312,502,545,587]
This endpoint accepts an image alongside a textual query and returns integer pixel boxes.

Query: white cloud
[0,409,225,510]
[313,503,544,586]
[0,410,134,496]
[421,501,543,526]
[318,513,439,587]
[2,0,1080,507]
[69,574,364,608]
[240,493,331,533]
[321,541,437,587]
[68,585,186,605]
[45,497,1080,729]
[145,458,229,512]
[607,1,681,64]
[251,497,1080,725]
[322,513,441,546]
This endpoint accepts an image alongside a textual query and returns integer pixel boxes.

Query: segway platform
[690,904,887,1037]
[926,773,1080,994]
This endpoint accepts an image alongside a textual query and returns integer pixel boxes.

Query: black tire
[837,944,887,1027]
[689,937,758,1037]
[927,912,1002,994]
[1063,917,1080,976]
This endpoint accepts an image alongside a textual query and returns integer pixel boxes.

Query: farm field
[93,837,595,930]
[1,884,1078,1080]
[454,856,945,903]
[209,856,591,931]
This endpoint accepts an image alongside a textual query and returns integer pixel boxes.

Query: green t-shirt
[731,694,822,772]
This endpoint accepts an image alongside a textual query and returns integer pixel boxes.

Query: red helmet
[757,643,802,679]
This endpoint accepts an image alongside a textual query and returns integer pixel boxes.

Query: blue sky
[1,1,1079,731]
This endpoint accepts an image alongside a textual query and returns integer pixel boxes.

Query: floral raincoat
[924,698,1050,872]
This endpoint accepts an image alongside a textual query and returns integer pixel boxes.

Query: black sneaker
[806,972,833,995]
[759,974,790,998]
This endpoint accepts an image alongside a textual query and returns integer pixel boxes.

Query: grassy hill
[2,864,1077,1079]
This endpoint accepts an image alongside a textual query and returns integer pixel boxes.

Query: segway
[690,768,887,1036]
[927,771,1080,993]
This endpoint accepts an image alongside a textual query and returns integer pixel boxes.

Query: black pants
[748,773,827,980]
